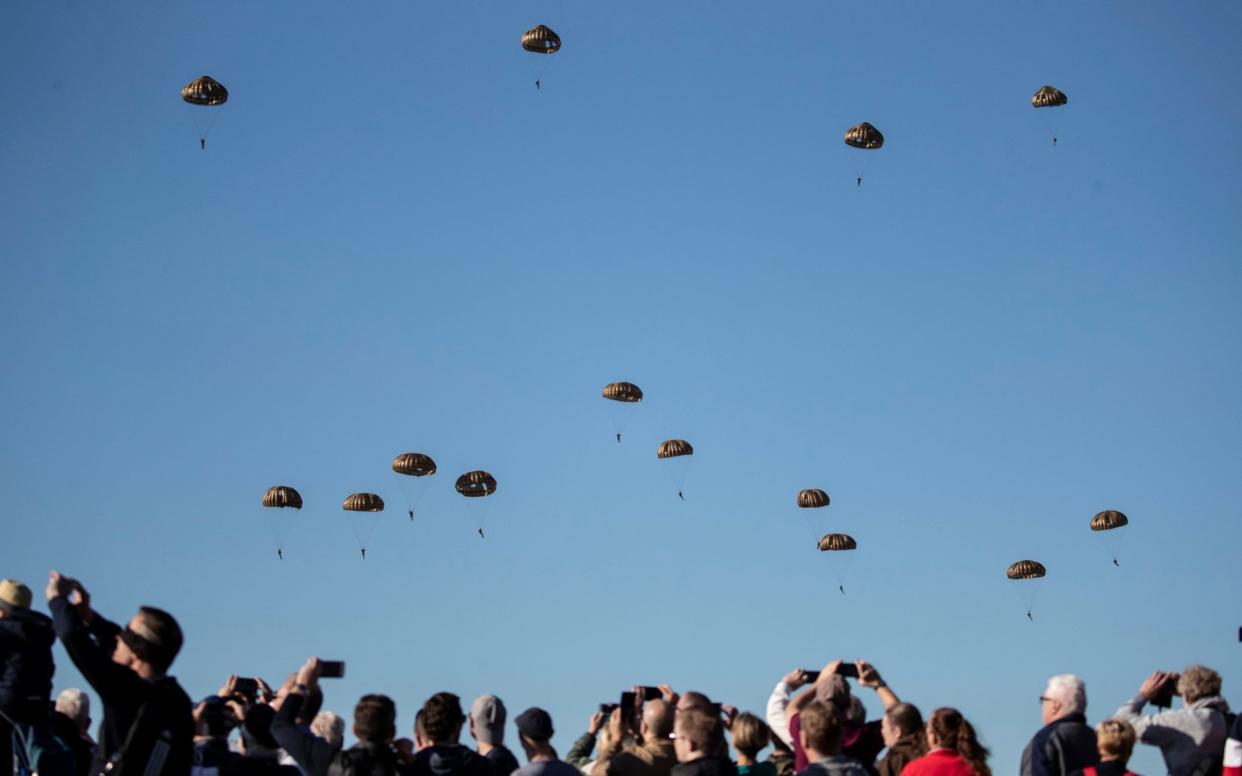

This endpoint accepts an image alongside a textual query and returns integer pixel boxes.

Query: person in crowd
[470,696,521,776]
[511,708,578,776]
[764,733,795,776]
[876,703,926,776]
[1113,666,1231,775]
[53,688,97,776]
[1,578,69,776]
[593,699,676,776]
[732,712,774,776]
[1069,719,1140,776]
[792,701,866,776]
[899,708,989,776]
[47,570,193,776]
[669,707,736,776]
[272,658,405,776]
[1223,712,1242,776]
[409,692,496,776]
[1021,675,1098,776]
[240,705,300,776]
[192,694,246,775]
[566,709,614,774]
[311,712,345,751]
[767,669,809,749]
[785,661,896,772]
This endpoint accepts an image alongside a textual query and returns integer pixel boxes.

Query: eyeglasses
[1039,696,1054,704]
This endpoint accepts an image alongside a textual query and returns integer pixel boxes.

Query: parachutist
[478,527,485,539]
[1052,136,1058,147]
[678,490,684,501]
[277,549,283,561]
[616,433,622,444]
[1113,558,1119,567]
[839,585,845,595]
[1026,610,1034,622]
[360,547,366,560]
[408,509,415,521]
[200,137,206,150]
[856,177,862,187]
[535,79,541,91]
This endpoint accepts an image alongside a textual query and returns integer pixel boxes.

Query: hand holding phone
[319,661,346,679]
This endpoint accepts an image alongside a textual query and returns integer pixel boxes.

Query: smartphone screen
[619,692,636,726]
[639,686,662,701]
[835,663,859,679]
[319,661,346,678]
[802,670,821,683]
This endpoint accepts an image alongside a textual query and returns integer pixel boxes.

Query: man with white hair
[1020,674,1097,776]
[53,688,97,776]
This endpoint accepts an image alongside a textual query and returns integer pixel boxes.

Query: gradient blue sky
[3,3,1241,774]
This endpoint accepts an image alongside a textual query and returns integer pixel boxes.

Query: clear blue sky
[3,2,1240,774]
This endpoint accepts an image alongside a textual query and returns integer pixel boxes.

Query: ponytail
[928,708,991,776]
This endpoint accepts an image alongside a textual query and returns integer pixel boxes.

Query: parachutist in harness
[408,509,414,521]
[360,547,366,560]
[277,549,283,560]
[839,585,845,595]
[200,137,206,150]
[478,527,485,539]
[1052,137,1058,147]
[856,177,862,188]
[1026,610,1034,621]
[535,80,541,91]
[677,490,684,501]
[1112,558,1119,567]
[616,433,621,444]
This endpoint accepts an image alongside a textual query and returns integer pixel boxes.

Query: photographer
[1113,666,1231,775]
[784,661,897,774]
[46,570,193,776]
[272,658,407,776]
[592,699,675,776]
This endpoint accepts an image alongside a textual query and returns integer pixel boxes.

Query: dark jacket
[328,741,413,776]
[52,709,96,776]
[194,738,301,776]
[794,756,868,776]
[271,692,342,776]
[565,734,598,772]
[876,733,926,776]
[670,757,738,776]
[50,597,194,776]
[410,745,497,776]
[1021,713,1098,776]
[484,746,521,776]
[0,606,56,720]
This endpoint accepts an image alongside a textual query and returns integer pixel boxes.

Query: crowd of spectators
[2,574,1238,776]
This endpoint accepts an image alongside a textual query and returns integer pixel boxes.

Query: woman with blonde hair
[899,708,990,776]
[1070,719,1140,776]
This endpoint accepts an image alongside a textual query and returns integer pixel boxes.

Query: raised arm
[46,571,143,707]
[855,661,900,711]
[766,668,808,747]
[271,658,337,776]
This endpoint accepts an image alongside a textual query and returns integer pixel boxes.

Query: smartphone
[619,692,636,727]
[639,686,662,701]
[233,677,259,698]
[835,663,859,679]
[319,661,346,679]
[801,670,821,683]
[598,703,618,715]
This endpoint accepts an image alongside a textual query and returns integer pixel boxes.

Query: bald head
[642,700,674,739]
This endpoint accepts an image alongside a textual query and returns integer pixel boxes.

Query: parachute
[1007,559,1046,620]
[798,489,830,509]
[657,439,694,501]
[393,453,436,520]
[181,76,228,149]
[262,485,301,559]
[1031,85,1068,108]
[602,382,643,443]
[1031,86,1068,146]
[456,471,497,538]
[818,533,857,594]
[521,24,561,90]
[1091,509,1129,566]
[342,492,384,558]
[843,122,883,187]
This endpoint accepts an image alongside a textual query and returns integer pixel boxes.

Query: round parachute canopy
[602,382,643,403]
[1091,509,1128,532]
[818,533,856,552]
[182,75,228,106]
[657,439,694,459]
[844,122,884,149]
[1032,85,1067,108]
[262,485,302,509]
[393,453,437,477]
[342,493,384,512]
[521,25,561,54]
[1007,560,1046,580]
[798,489,830,509]
[456,471,497,498]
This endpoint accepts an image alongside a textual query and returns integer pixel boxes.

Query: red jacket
[899,750,977,776]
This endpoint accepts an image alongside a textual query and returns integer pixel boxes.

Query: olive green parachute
[456,471,497,497]
[1090,510,1128,531]
[262,485,302,509]
[342,493,384,512]
[392,453,436,477]
[798,489,830,509]
[818,533,856,552]
[181,76,228,106]
[844,122,884,149]
[602,382,643,403]
[1031,85,1068,108]
[1006,560,1046,580]
[657,439,693,459]
[521,25,561,54]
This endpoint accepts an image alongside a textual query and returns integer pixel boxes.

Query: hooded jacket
[411,745,497,776]
[1020,713,1098,776]
[794,755,868,776]
[0,606,56,720]
[1114,694,1231,776]
[670,757,738,776]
